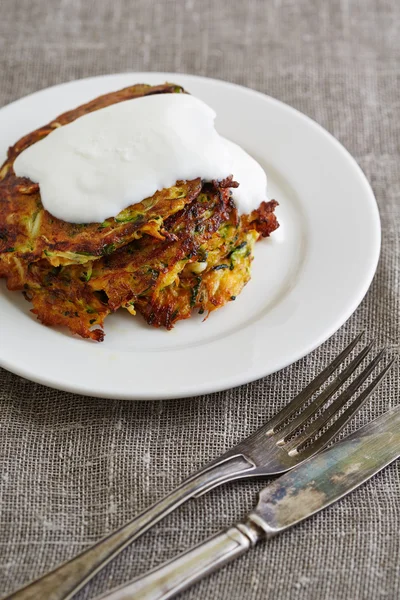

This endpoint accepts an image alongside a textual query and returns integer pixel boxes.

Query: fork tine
[284,348,385,452]
[265,332,365,435]
[276,339,374,443]
[288,355,395,458]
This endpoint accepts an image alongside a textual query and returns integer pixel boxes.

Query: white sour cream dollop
[14,93,268,223]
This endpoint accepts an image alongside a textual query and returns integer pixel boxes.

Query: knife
[95,403,400,600]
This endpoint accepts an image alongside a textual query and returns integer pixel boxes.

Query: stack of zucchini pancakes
[0,84,279,341]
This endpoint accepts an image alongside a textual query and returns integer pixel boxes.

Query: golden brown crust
[241,199,279,237]
[21,183,234,340]
[24,260,110,342]
[89,183,234,309]
[12,191,278,340]
[0,177,202,269]
[136,200,279,329]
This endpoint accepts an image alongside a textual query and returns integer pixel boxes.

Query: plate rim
[0,71,381,400]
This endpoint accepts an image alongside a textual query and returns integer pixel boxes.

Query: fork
[5,333,393,600]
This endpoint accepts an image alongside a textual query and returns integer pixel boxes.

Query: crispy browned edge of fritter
[136,199,279,329]
[0,83,201,269]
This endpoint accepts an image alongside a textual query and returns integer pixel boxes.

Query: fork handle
[4,454,253,600]
[95,518,264,600]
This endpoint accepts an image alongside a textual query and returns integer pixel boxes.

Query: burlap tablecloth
[0,1,399,598]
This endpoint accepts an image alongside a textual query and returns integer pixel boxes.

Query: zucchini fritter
[136,200,279,329]
[21,181,236,340]
[0,82,280,341]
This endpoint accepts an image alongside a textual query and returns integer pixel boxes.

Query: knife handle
[3,455,253,600]
[95,518,263,600]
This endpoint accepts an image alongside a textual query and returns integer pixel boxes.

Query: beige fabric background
[0,1,399,598]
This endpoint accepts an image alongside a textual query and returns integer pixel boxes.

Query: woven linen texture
[0,1,399,598]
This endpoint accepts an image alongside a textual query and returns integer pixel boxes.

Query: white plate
[0,73,380,400]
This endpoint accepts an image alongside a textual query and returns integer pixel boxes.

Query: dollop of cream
[14,93,268,223]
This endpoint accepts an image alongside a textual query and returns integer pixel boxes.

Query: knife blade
[95,404,400,600]
[251,401,400,536]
